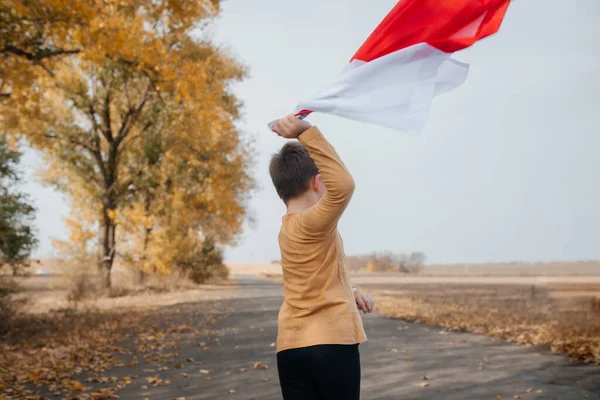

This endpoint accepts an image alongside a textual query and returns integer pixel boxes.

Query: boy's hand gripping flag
[274,0,510,134]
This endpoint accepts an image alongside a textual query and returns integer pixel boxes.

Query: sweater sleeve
[297,126,355,236]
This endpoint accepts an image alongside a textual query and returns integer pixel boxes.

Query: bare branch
[101,87,114,143]
[35,61,55,77]
[87,103,102,135]
[44,134,107,181]
[139,121,153,136]
[121,120,153,146]
[115,85,151,145]
[1,45,80,62]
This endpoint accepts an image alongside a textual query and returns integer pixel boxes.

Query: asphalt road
[103,275,600,399]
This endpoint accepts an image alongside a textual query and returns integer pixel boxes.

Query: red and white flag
[287,0,510,134]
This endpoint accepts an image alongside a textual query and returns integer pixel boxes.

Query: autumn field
[364,267,600,364]
[356,263,600,364]
[364,280,600,363]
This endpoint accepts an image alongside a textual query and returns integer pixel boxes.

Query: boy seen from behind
[270,115,375,400]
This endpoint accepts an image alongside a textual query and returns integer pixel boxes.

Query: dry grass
[420,261,600,276]
[8,259,238,314]
[367,282,600,364]
[10,274,239,315]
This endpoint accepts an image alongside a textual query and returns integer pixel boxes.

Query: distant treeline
[345,252,426,273]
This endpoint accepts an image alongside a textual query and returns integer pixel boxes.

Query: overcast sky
[22,0,600,265]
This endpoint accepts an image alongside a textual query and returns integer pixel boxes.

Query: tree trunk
[99,137,118,290]
[138,226,152,284]
[101,262,112,289]
[98,206,116,289]
[137,269,146,285]
[138,195,153,285]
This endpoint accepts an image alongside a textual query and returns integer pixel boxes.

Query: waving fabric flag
[290,0,510,134]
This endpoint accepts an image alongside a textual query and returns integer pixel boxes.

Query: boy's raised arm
[270,114,354,236]
[297,126,355,234]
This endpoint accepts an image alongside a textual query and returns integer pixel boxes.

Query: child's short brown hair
[269,142,319,204]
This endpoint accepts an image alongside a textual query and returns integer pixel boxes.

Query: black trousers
[277,344,361,400]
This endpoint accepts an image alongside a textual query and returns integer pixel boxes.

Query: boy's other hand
[355,291,375,314]
[271,115,312,139]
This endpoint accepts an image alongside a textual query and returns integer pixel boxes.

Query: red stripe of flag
[352,0,510,62]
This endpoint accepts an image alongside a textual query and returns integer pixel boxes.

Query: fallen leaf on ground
[0,305,221,399]
[199,369,213,375]
[253,362,269,369]
[375,286,600,364]
[416,382,429,388]
[62,379,87,392]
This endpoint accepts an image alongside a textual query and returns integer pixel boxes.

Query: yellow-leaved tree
[1,0,254,288]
